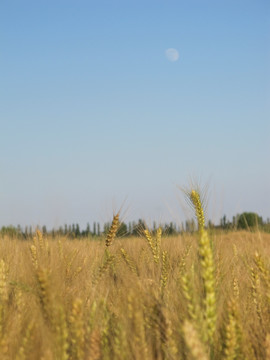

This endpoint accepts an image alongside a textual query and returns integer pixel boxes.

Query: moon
[165,48,179,62]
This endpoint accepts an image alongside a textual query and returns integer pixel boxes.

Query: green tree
[165,222,177,235]
[117,222,127,237]
[86,222,90,236]
[0,226,18,238]
[58,226,64,236]
[103,222,110,234]
[237,212,263,229]
[128,222,132,234]
[132,219,145,236]
[75,224,80,237]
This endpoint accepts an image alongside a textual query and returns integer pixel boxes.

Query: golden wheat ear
[106,213,120,247]
[143,226,162,264]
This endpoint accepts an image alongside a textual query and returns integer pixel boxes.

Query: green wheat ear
[189,189,216,345]
[190,190,205,231]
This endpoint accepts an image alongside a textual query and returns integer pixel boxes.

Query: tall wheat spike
[155,227,162,262]
[106,213,120,247]
[144,227,161,263]
[254,252,270,305]
[36,268,53,325]
[189,190,216,344]
[36,229,44,251]
[250,267,262,323]
[144,229,156,257]
[160,250,169,295]
[29,245,38,270]
[181,271,197,322]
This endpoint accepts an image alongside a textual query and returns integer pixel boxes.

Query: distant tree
[208,220,213,229]
[75,224,80,237]
[181,222,185,232]
[165,222,177,235]
[132,221,136,235]
[86,223,91,236]
[42,225,47,235]
[138,219,146,231]
[17,224,22,235]
[220,215,227,228]
[93,222,96,236]
[0,226,18,238]
[132,219,145,236]
[128,222,132,234]
[103,222,110,234]
[97,223,100,236]
[117,222,127,237]
[72,224,75,234]
[237,212,263,230]
[185,219,196,232]
[220,215,233,229]
[59,226,64,236]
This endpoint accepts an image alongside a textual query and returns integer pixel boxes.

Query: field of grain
[0,195,269,359]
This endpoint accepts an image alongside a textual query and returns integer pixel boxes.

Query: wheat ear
[190,190,216,344]
[106,213,120,247]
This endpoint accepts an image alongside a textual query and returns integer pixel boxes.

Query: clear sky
[0,0,269,229]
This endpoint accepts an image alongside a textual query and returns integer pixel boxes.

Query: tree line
[0,212,269,239]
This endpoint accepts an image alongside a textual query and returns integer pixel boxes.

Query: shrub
[237,212,263,229]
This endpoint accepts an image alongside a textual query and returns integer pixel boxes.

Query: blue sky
[0,0,269,228]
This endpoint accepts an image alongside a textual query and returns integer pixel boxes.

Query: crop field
[0,192,269,360]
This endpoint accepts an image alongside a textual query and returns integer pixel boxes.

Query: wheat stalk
[120,248,138,276]
[189,190,216,345]
[106,213,120,247]
[144,227,162,263]
[160,250,169,296]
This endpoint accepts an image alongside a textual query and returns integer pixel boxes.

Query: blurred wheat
[0,217,268,359]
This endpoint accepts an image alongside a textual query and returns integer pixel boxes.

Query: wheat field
[0,194,269,359]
